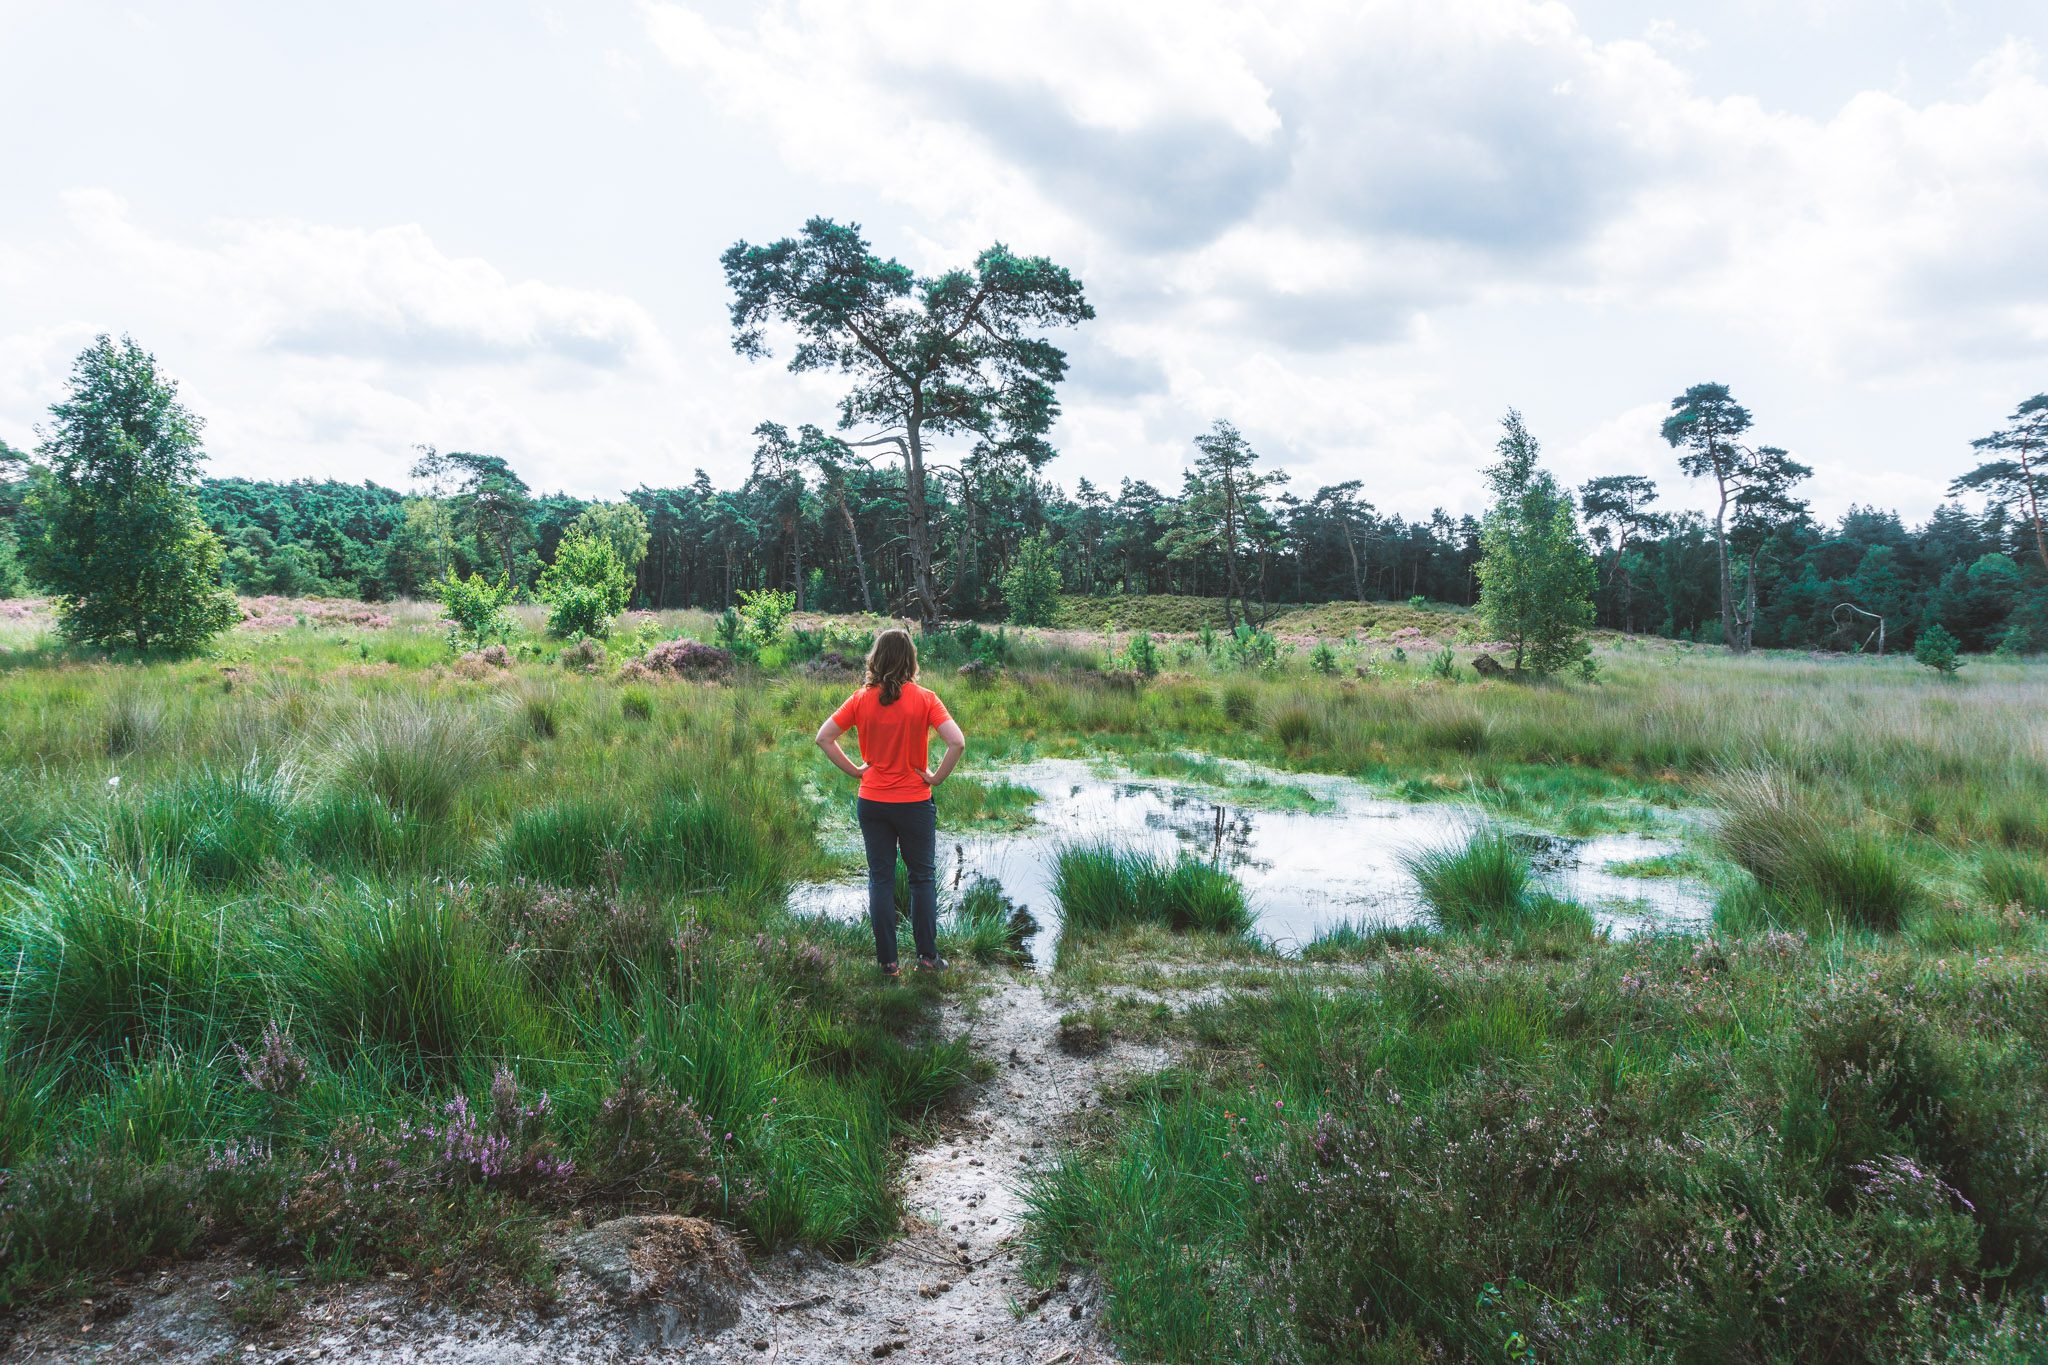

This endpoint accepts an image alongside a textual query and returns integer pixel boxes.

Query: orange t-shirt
[831,682,952,802]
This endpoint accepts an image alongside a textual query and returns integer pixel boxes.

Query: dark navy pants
[856,795,938,966]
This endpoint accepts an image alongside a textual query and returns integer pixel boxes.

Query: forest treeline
[2,210,2042,657]
[3,426,2042,653]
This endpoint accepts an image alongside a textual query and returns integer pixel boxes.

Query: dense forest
[3,425,2043,654]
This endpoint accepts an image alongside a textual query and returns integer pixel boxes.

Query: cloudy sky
[2,1,2044,524]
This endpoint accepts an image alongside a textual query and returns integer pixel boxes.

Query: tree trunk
[1343,527,1364,602]
[903,417,939,624]
[836,489,875,614]
[790,514,804,610]
[1713,477,1740,653]
[2020,438,2048,575]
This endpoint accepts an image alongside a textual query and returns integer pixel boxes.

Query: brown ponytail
[864,629,918,706]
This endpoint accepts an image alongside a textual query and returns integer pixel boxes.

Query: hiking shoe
[879,961,902,978]
[916,955,948,972]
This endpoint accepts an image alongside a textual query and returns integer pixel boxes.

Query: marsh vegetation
[1,596,2045,1361]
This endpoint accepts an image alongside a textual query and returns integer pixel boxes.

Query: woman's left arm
[924,719,966,788]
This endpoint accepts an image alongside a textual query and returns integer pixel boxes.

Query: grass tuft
[1715,768,1919,932]
[1052,843,1251,939]
[317,696,495,822]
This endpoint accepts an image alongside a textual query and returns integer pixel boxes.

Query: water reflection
[788,758,1714,969]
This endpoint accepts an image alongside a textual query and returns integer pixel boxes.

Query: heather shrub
[640,637,735,679]
[1030,945,2048,1363]
[470,880,676,997]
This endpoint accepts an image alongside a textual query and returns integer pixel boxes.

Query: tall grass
[1052,843,1251,938]
[0,846,257,1063]
[109,759,298,887]
[1402,826,1531,930]
[1715,767,1920,932]
[0,651,972,1305]
[1979,849,2048,914]
[316,696,495,821]
[293,883,556,1075]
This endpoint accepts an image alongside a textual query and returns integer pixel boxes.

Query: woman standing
[816,629,966,976]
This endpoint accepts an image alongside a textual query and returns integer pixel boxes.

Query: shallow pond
[789,758,1715,968]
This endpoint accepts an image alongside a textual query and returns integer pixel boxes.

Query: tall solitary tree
[722,217,1092,623]
[1309,479,1374,602]
[1661,383,1809,653]
[1724,446,1812,652]
[1155,421,1289,630]
[18,335,237,651]
[1660,383,1752,650]
[1951,394,2048,574]
[1475,410,1595,676]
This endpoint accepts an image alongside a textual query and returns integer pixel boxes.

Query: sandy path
[687,975,1163,1364]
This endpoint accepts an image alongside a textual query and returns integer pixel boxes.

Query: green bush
[1225,624,1278,671]
[1915,622,1964,677]
[1002,531,1063,627]
[1123,631,1161,678]
[736,587,796,644]
[433,569,514,651]
[19,336,239,654]
[538,530,631,639]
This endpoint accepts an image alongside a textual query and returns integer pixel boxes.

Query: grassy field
[2,596,2046,1359]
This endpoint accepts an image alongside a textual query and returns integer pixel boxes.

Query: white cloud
[637,1,2048,519]
[3,1,2042,524]
[0,193,805,494]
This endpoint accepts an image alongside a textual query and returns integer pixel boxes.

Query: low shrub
[1029,946,2048,1363]
[639,638,735,679]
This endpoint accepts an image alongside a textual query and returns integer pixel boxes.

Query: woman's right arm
[815,718,867,779]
